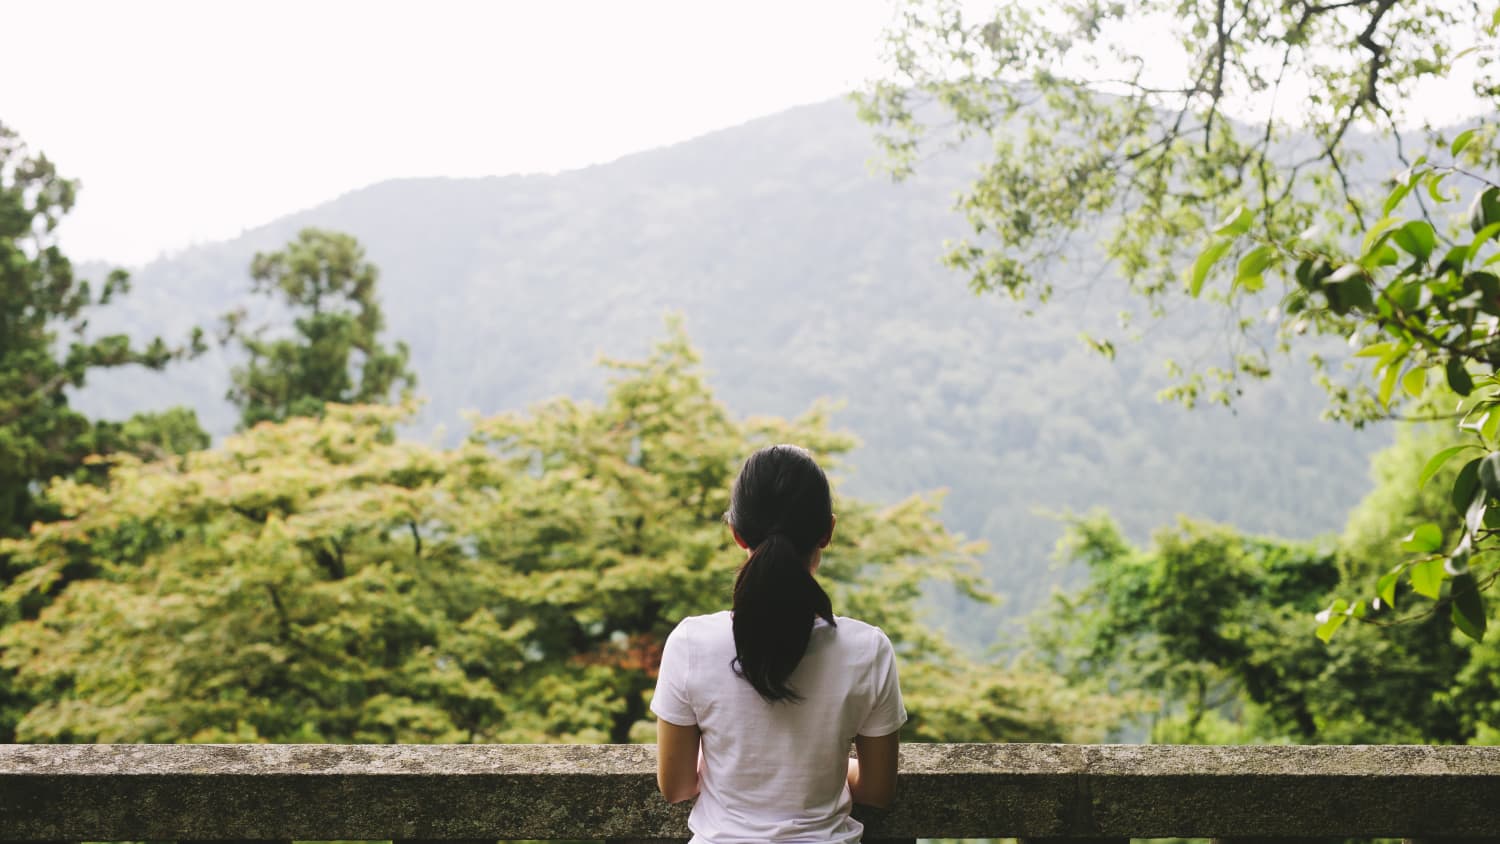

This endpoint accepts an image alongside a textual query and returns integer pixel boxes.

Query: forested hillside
[73,97,1387,643]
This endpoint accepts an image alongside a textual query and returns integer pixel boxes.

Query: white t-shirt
[651,610,907,844]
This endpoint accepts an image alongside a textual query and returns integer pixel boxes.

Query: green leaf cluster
[1255,167,1500,641]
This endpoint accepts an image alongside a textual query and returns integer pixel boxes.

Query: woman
[652,444,904,843]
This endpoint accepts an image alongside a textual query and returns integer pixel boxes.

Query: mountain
[72,97,1388,646]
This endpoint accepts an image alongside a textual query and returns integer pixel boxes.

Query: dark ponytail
[727,444,836,703]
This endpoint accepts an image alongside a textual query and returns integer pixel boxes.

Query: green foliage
[1320,429,1492,742]
[1042,515,1332,741]
[1041,507,1474,744]
[858,0,1499,409]
[1213,160,1500,426]
[92,407,212,461]
[1341,426,1467,579]
[0,123,208,742]
[225,228,415,428]
[0,323,1108,744]
[0,123,205,541]
[861,0,1500,637]
[74,102,1389,637]
[1249,169,1500,639]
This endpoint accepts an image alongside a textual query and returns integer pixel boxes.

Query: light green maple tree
[1,323,1123,744]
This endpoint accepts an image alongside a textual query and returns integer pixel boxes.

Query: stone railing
[3,743,1500,842]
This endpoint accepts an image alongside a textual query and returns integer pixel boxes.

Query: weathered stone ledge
[2,742,1499,840]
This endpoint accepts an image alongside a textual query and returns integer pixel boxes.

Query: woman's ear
[818,513,837,549]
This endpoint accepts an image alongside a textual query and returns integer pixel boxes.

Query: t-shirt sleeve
[857,629,907,737]
[650,620,697,726]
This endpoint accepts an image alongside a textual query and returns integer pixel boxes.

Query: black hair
[726,444,836,703]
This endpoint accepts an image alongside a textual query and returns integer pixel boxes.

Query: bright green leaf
[1315,598,1349,643]
[1453,128,1478,157]
[1379,360,1401,408]
[1440,243,1470,275]
[1383,182,1414,217]
[1470,221,1500,264]
[1238,245,1273,277]
[1392,221,1436,261]
[1428,171,1453,203]
[1401,522,1444,553]
[1188,239,1233,297]
[1361,216,1403,255]
[1387,278,1422,311]
[1410,557,1446,600]
[1355,342,1398,359]
[1214,206,1253,237]
[1401,365,1428,399]
[1421,445,1477,488]
[1377,567,1401,609]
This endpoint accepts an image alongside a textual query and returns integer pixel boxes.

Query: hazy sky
[3,1,895,265]
[4,1,1488,266]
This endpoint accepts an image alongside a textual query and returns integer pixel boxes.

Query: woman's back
[652,610,904,843]
[652,445,905,843]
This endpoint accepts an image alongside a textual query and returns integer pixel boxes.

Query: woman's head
[726,444,834,553]
[727,444,837,703]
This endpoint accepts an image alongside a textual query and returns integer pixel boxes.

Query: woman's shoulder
[668,610,732,641]
[832,615,889,639]
[830,615,896,655]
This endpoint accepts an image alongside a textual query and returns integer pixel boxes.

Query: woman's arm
[848,730,899,809]
[656,717,702,803]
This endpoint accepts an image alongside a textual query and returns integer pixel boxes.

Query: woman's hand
[656,717,702,803]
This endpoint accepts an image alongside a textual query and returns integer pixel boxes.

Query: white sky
[4,1,1488,266]
[3,1,897,265]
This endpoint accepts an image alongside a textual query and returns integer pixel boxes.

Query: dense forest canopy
[60,97,1388,643]
[1,322,1122,745]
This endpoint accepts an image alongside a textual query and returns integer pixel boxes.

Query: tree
[1236,164,1500,639]
[1041,508,1473,744]
[857,0,1498,414]
[860,1,1500,637]
[0,323,1122,744]
[0,122,205,540]
[93,407,212,461]
[0,122,208,742]
[224,228,415,429]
